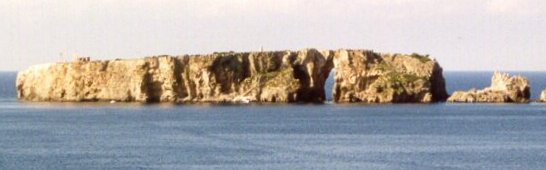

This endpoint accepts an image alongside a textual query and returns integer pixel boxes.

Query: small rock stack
[540,90,546,102]
[448,72,531,103]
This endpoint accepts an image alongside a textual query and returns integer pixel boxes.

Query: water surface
[1,71,546,170]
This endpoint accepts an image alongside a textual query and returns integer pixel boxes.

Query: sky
[1,0,545,71]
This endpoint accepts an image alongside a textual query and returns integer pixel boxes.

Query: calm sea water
[1,71,546,170]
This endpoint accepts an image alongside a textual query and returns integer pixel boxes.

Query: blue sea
[1,71,546,170]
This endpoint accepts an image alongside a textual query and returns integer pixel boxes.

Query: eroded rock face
[17,49,333,103]
[332,50,448,103]
[447,72,530,103]
[17,48,448,103]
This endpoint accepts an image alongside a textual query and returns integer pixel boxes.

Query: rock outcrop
[17,49,333,103]
[17,49,448,103]
[447,72,530,103]
[332,50,448,103]
[540,90,546,102]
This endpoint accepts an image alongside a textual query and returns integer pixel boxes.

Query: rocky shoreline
[16,49,546,104]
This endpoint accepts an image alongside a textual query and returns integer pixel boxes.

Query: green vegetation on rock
[409,53,431,63]
[262,69,299,88]
[375,61,391,72]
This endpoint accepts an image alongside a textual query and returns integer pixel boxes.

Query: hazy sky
[1,0,545,71]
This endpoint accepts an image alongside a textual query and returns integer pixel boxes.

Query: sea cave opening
[324,69,336,102]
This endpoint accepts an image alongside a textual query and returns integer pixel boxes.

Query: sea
[1,71,546,170]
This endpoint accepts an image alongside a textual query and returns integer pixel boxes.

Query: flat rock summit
[16,49,448,103]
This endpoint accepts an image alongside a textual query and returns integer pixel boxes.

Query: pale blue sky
[1,0,545,71]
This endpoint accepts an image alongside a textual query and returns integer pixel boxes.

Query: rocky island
[16,49,448,103]
[447,72,530,103]
[333,51,448,103]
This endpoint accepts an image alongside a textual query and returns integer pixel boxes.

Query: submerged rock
[447,72,530,103]
[17,48,448,103]
[332,50,448,103]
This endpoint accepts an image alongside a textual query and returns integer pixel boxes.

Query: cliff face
[17,57,178,102]
[332,50,448,103]
[447,72,530,103]
[17,49,333,103]
[17,48,447,103]
[175,49,333,103]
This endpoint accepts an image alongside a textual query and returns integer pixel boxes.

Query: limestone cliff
[17,49,333,103]
[17,48,447,103]
[332,50,448,103]
[447,72,530,103]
